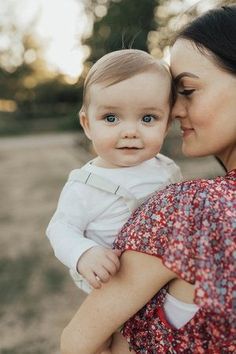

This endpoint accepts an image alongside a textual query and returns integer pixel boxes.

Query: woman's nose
[171,96,187,120]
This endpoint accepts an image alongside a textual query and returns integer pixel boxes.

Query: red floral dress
[114,170,236,353]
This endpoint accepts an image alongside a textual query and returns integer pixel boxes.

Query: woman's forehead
[170,39,199,67]
[170,39,216,78]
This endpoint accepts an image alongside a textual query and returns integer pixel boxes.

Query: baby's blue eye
[104,114,118,123]
[142,115,156,123]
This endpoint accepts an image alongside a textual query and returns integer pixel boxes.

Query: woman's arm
[60,250,175,354]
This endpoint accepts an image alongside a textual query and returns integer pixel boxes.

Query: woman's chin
[181,145,194,157]
[182,145,211,158]
[181,144,202,158]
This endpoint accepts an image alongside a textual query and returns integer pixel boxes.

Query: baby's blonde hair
[81,49,174,119]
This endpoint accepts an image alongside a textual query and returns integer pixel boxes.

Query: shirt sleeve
[169,163,183,183]
[46,180,98,272]
[156,153,183,183]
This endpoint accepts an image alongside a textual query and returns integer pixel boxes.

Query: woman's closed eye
[178,89,195,96]
[141,114,158,124]
[103,114,119,124]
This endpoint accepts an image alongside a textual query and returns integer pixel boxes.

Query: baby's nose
[121,123,138,138]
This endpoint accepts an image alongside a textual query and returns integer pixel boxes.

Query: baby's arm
[46,180,121,288]
[61,250,175,354]
[46,180,98,271]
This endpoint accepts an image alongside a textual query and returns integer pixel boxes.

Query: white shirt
[46,154,182,275]
[163,293,199,329]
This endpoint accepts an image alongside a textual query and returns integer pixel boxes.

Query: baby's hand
[77,246,122,289]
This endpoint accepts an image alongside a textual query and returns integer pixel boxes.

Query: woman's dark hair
[174,5,236,75]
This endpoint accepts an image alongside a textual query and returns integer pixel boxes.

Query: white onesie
[46,154,182,292]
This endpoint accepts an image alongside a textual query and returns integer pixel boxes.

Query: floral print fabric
[114,170,236,353]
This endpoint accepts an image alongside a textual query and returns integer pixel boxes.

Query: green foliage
[1,340,49,354]
[0,112,81,136]
[33,79,81,105]
[155,0,236,51]
[0,251,66,306]
[0,254,39,305]
[0,0,162,133]
[83,0,160,64]
[43,267,67,293]
[0,10,82,121]
[17,78,83,118]
[1,0,229,135]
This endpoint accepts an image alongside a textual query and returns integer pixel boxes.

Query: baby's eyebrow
[174,72,199,84]
[98,105,119,111]
[140,107,165,115]
[141,107,162,111]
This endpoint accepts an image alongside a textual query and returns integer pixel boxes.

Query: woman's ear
[79,111,92,140]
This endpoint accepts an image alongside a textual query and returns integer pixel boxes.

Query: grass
[43,267,67,293]
[0,252,67,307]
[0,112,81,136]
[1,339,50,354]
[0,255,38,305]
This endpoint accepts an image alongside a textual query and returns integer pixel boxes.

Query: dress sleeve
[114,181,199,284]
[193,186,235,312]
[114,177,235,313]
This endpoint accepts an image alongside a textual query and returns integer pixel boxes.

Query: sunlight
[35,0,88,80]
[1,0,216,80]
[0,99,17,112]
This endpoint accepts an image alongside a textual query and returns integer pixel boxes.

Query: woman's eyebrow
[174,72,199,84]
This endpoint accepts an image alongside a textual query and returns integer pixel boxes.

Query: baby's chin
[93,160,138,169]
[91,157,122,169]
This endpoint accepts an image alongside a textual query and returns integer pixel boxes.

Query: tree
[0,2,80,119]
[0,1,50,105]
[149,0,236,55]
[80,0,234,70]
[80,0,160,73]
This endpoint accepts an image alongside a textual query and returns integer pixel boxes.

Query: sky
[34,0,90,80]
[1,0,213,81]
[4,0,90,80]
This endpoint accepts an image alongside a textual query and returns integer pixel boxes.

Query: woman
[61,5,236,354]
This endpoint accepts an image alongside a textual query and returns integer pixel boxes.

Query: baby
[46,49,182,293]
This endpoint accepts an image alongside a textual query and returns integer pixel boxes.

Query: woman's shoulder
[117,172,235,245]
[115,171,235,284]
[154,171,235,207]
[148,172,235,240]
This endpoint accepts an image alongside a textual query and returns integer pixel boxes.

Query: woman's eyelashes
[178,88,195,96]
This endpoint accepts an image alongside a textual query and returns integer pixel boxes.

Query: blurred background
[0,0,232,353]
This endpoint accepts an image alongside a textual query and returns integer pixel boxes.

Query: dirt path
[0,132,223,353]
[0,133,90,354]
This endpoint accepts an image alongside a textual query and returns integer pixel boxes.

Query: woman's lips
[181,128,194,138]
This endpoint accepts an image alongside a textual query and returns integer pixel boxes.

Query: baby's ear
[79,111,92,140]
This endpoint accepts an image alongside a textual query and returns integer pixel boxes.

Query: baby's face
[80,71,171,168]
